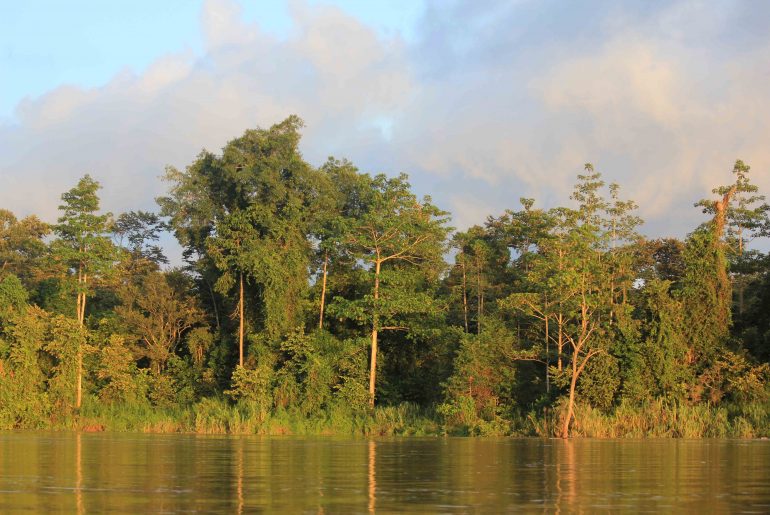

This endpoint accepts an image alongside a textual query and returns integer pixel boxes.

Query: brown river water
[1,432,769,513]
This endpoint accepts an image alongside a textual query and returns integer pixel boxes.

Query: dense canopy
[1,118,769,438]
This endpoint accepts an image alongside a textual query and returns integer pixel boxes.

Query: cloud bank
[2,0,770,246]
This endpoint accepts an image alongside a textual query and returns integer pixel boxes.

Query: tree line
[2,116,769,437]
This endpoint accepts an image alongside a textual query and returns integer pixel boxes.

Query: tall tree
[682,160,768,365]
[160,116,325,367]
[52,174,114,408]
[331,173,450,407]
[314,158,363,331]
[504,166,641,437]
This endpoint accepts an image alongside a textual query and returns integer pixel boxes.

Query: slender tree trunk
[206,277,220,330]
[557,249,564,371]
[318,251,328,329]
[737,229,745,315]
[369,259,381,408]
[76,345,83,410]
[545,314,550,394]
[461,260,469,333]
[561,354,579,439]
[239,272,244,367]
[80,273,87,325]
[76,263,84,410]
[557,312,564,372]
[476,265,483,335]
[609,274,615,325]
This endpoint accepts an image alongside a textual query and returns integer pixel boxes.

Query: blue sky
[2,0,770,256]
[1,0,424,117]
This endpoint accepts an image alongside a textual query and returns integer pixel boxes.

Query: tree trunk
[557,249,564,371]
[239,272,244,367]
[76,263,85,410]
[561,357,579,438]
[369,260,381,408]
[476,266,483,335]
[461,260,469,333]
[737,228,745,315]
[545,314,550,394]
[76,345,83,410]
[206,277,220,330]
[318,251,328,329]
[557,312,564,372]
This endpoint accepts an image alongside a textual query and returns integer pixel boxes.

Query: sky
[2,0,770,259]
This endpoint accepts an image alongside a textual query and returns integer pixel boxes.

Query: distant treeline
[2,115,769,438]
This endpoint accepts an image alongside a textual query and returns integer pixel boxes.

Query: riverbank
[22,398,768,438]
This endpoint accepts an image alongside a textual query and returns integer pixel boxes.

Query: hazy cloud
[1,0,770,248]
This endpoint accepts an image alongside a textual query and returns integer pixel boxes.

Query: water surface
[1,432,769,512]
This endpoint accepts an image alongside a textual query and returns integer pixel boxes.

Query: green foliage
[0,307,50,428]
[161,116,322,345]
[96,335,148,405]
[576,351,620,410]
[621,280,690,402]
[440,323,518,425]
[226,365,274,410]
[51,174,116,326]
[44,315,85,419]
[691,351,770,404]
[2,121,770,439]
[0,274,28,324]
[0,209,49,283]
[679,229,730,363]
[116,270,204,373]
[113,210,168,266]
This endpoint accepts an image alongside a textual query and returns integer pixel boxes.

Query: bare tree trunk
[545,314,550,394]
[738,228,745,315]
[319,251,328,329]
[557,249,564,371]
[80,274,87,325]
[369,260,381,408]
[476,266,483,335]
[76,263,84,410]
[557,312,564,372]
[76,347,83,410]
[239,272,244,367]
[461,260,469,333]
[561,356,579,439]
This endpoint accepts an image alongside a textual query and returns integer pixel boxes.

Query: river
[1,432,769,512]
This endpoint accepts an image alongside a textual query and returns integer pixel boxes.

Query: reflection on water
[1,432,769,512]
[76,432,83,515]
[368,439,376,514]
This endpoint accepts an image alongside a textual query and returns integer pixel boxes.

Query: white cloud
[1,0,770,250]
[0,0,411,226]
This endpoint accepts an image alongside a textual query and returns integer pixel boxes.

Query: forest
[1,116,769,438]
